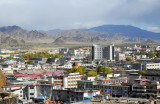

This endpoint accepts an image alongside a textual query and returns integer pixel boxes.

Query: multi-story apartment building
[97,77,128,85]
[144,63,160,71]
[92,44,115,61]
[52,88,101,103]
[77,80,130,97]
[48,73,82,88]
[3,84,61,103]
[130,75,160,98]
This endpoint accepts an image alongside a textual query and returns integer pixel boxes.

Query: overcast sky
[0,0,160,32]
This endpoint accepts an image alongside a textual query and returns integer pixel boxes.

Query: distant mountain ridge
[88,25,160,40]
[41,25,160,44]
[0,26,54,43]
[0,25,159,46]
[52,29,149,44]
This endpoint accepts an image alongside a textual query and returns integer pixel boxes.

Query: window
[30,87,34,89]
[30,97,34,99]
[30,93,34,95]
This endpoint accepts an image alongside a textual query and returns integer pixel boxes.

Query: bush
[87,70,97,77]
[126,57,132,61]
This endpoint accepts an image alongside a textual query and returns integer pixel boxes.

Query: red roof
[72,62,78,66]
[14,74,40,78]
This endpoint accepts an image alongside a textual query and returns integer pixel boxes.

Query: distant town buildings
[1,44,160,103]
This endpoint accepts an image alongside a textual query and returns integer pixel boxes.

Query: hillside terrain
[0,25,159,47]
[0,26,53,44]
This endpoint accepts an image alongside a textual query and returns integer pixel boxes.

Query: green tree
[97,66,105,73]
[81,67,86,74]
[70,66,86,74]
[54,54,61,58]
[126,57,132,61]
[139,51,146,55]
[104,67,112,74]
[146,52,156,58]
[0,59,4,63]
[87,70,97,77]
[26,60,31,64]
[138,70,146,74]
[76,67,83,74]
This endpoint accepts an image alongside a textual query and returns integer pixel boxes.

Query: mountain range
[49,25,159,44]
[88,25,160,40]
[0,25,159,46]
[0,26,53,44]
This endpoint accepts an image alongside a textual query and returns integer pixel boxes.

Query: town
[0,44,160,104]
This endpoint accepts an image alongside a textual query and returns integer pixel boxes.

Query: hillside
[53,29,148,44]
[0,26,54,43]
[88,25,160,40]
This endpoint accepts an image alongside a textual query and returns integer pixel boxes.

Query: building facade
[51,89,101,103]
[92,44,115,61]
[48,73,82,88]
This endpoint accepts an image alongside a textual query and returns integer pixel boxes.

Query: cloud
[147,26,160,33]
[0,0,159,30]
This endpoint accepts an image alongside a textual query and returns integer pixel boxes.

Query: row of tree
[22,52,62,58]
[139,51,160,58]
[69,65,111,77]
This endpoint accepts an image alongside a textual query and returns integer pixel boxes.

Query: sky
[0,0,160,32]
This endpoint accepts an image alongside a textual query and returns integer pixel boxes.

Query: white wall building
[3,84,61,103]
[92,44,115,61]
[144,63,160,71]
[48,73,82,88]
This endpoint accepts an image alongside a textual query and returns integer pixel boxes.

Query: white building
[144,63,160,71]
[48,73,82,88]
[3,84,61,103]
[92,44,115,61]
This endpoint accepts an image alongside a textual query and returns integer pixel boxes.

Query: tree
[146,52,156,58]
[70,66,86,74]
[81,67,86,74]
[139,51,146,55]
[0,70,6,89]
[138,70,146,74]
[104,67,112,74]
[97,66,105,73]
[70,66,77,73]
[97,66,112,74]
[87,70,97,77]
[26,60,31,64]
[76,67,83,74]
[126,57,132,61]
[54,54,61,58]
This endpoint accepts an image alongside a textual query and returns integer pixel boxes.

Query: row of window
[102,80,125,84]
[147,64,160,67]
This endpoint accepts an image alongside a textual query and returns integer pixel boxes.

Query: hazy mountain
[88,25,160,40]
[0,25,158,45]
[0,26,54,43]
[41,29,62,36]
[50,25,160,44]
[53,29,148,44]
[0,36,25,46]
